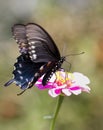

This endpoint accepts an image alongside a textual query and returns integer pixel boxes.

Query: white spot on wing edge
[34,73,39,77]
[28,41,35,45]
[20,76,23,80]
[17,70,22,74]
[40,65,44,70]
[31,50,36,53]
[19,63,22,68]
[30,54,37,60]
[31,46,35,49]
[25,78,29,82]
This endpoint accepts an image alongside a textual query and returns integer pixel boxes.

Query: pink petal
[73,72,90,85]
[35,81,55,90]
[62,89,72,96]
[36,84,52,89]
[70,89,82,95]
[55,89,62,94]
[69,86,81,91]
[48,88,61,97]
[81,85,91,93]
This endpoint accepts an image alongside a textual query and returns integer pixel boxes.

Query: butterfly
[4,23,65,93]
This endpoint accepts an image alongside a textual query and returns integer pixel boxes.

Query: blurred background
[0,0,103,130]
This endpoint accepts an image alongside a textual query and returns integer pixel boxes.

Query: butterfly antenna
[17,89,27,96]
[64,52,84,71]
[64,51,85,57]
[62,43,66,56]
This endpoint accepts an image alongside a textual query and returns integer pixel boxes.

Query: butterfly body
[4,23,65,90]
[42,56,65,86]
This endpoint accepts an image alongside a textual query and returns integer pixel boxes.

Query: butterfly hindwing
[5,55,46,90]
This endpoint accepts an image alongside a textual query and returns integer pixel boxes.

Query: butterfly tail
[4,79,14,87]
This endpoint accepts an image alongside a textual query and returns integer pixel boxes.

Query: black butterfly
[4,23,65,92]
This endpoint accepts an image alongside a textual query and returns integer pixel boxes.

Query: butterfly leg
[17,89,27,96]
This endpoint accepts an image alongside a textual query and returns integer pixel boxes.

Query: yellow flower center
[55,71,74,87]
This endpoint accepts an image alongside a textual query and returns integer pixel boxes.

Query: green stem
[50,95,64,130]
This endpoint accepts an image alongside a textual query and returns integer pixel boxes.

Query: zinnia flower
[35,71,90,98]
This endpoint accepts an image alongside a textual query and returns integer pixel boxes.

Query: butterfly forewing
[12,24,28,54]
[26,23,61,61]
